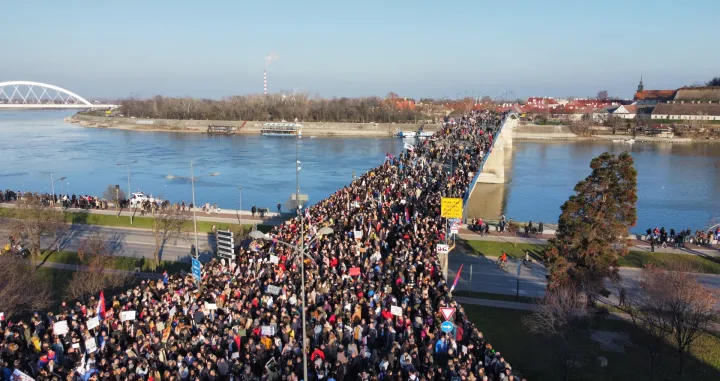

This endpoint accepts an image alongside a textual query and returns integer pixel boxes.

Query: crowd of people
[645,226,720,249]
[0,111,532,381]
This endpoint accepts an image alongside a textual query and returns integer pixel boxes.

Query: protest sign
[53,321,69,336]
[349,267,361,277]
[86,316,99,330]
[269,255,279,264]
[204,302,218,310]
[85,338,97,354]
[266,285,281,295]
[390,305,403,317]
[261,325,276,336]
[120,310,136,322]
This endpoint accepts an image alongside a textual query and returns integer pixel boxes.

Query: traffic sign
[191,258,201,281]
[216,230,235,260]
[440,307,456,321]
[441,321,454,333]
[441,198,463,219]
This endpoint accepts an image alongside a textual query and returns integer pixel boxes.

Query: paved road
[448,249,720,302]
[0,223,205,263]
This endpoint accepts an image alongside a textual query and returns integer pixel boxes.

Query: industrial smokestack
[264,70,268,95]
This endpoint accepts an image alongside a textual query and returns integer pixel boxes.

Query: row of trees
[1,193,192,317]
[118,94,429,123]
[526,152,717,380]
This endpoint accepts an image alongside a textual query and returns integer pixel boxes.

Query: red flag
[451,264,464,292]
[234,335,241,350]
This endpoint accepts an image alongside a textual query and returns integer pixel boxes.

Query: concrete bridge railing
[462,112,518,210]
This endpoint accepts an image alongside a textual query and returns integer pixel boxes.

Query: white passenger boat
[261,123,303,137]
[397,131,417,138]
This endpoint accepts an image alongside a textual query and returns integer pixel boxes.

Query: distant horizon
[3,0,717,101]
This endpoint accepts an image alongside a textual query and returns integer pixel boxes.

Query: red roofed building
[634,77,676,105]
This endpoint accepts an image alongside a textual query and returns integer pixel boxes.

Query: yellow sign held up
[441,197,463,219]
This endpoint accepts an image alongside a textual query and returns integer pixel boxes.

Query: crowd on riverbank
[0,111,530,381]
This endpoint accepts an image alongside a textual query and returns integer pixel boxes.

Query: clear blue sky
[3,0,718,100]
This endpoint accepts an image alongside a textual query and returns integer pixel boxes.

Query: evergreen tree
[546,152,638,295]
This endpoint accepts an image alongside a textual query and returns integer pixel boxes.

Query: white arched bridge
[0,81,118,109]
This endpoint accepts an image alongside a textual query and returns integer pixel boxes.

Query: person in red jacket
[310,347,325,362]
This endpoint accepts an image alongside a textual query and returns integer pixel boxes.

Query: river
[0,110,403,212]
[1,111,718,232]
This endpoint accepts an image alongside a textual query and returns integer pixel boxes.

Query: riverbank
[514,124,708,143]
[66,113,440,138]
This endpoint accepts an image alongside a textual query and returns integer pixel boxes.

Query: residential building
[612,105,637,119]
[591,106,619,123]
[651,103,720,121]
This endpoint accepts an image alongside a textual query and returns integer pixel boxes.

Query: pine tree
[546,152,638,295]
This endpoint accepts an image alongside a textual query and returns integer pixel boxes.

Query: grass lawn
[463,239,720,275]
[461,304,720,381]
[463,240,546,259]
[38,250,189,274]
[0,206,272,233]
[619,250,720,274]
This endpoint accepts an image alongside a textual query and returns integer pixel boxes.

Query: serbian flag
[404,207,410,223]
[162,271,169,285]
[450,264,464,292]
[96,290,106,320]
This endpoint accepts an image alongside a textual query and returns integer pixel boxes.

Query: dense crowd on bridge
[0,111,534,381]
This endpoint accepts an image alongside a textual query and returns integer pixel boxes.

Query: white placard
[231,352,240,359]
[436,244,449,255]
[53,320,69,336]
[12,369,35,381]
[269,255,279,264]
[390,305,403,317]
[266,285,281,295]
[168,307,177,319]
[261,325,276,336]
[72,343,80,349]
[354,230,363,239]
[86,316,100,330]
[204,302,218,310]
[120,310,136,322]
[85,338,97,353]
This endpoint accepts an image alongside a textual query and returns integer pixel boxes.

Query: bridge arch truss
[0,81,93,106]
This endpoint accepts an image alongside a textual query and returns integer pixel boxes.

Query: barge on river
[261,123,303,137]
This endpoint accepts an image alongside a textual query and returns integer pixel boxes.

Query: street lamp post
[166,161,220,258]
[117,161,137,224]
[248,226,334,381]
[50,173,66,207]
[237,186,243,224]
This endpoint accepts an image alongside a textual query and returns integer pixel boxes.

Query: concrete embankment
[513,124,697,143]
[66,114,440,138]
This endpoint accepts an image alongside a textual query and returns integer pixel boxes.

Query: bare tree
[625,280,672,381]
[596,90,609,100]
[0,255,52,318]
[523,286,589,381]
[567,118,594,137]
[102,184,126,209]
[151,207,190,268]
[639,265,718,376]
[9,195,67,259]
[67,233,129,303]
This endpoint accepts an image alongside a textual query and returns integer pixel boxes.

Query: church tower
[637,76,644,92]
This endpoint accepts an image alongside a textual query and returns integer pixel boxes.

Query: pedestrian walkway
[0,202,285,226]
[459,228,720,258]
